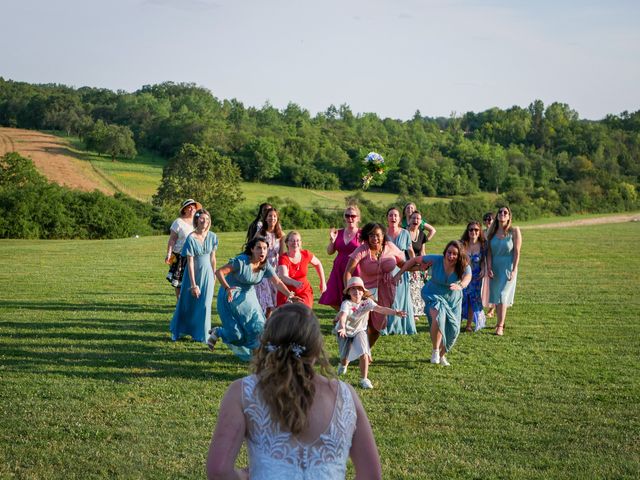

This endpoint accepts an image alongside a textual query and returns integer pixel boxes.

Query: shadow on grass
[0,300,171,315]
[1,314,249,382]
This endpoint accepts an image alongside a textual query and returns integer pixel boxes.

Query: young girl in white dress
[334,277,405,390]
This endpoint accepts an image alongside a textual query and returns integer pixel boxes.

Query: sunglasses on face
[498,210,509,215]
[344,214,357,219]
[468,228,480,232]
[483,218,492,222]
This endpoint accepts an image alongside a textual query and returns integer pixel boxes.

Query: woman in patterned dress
[407,210,428,320]
[254,208,285,318]
[207,304,382,479]
[460,221,487,332]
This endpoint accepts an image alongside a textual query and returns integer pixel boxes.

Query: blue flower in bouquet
[362,151,385,189]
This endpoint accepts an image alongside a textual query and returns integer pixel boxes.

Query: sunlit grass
[1,222,639,478]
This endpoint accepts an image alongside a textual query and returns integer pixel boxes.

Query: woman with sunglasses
[486,206,522,336]
[460,221,487,332]
[319,205,362,310]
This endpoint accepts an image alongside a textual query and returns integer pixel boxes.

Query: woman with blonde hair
[206,303,382,479]
[487,206,522,336]
[276,230,326,308]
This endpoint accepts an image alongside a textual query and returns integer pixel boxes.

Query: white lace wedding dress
[241,375,357,479]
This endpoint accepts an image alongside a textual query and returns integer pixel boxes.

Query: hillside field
[1,222,639,479]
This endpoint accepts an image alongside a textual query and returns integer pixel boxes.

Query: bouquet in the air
[362,151,385,189]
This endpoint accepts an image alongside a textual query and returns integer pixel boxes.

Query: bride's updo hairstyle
[252,303,332,434]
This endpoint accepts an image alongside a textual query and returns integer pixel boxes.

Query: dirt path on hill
[0,127,115,194]
[521,213,640,229]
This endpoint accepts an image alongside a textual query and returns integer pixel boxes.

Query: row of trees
[0,77,638,220]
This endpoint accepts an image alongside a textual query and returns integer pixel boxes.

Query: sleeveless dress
[170,231,218,342]
[242,375,357,479]
[214,254,275,361]
[421,254,471,352]
[385,229,416,335]
[462,249,486,331]
[408,229,427,316]
[254,231,281,313]
[489,233,518,305]
[276,250,314,307]
[319,229,361,308]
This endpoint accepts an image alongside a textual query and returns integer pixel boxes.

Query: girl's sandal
[495,325,504,336]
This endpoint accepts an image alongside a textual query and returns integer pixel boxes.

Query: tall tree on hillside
[153,144,244,229]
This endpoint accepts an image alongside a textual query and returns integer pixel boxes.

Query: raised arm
[206,380,247,480]
[326,228,338,255]
[423,222,436,242]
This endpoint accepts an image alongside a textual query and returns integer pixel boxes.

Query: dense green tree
[153,144,244,229]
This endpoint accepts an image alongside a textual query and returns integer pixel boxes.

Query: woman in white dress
[207,303,382,480]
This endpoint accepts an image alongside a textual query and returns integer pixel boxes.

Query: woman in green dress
[394,240,471,366]
[487,206,522,336]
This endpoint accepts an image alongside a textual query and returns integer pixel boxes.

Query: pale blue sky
[2,0,639,120]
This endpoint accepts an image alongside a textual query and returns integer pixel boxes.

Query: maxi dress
[385,229,416,335]
[276,249,314,307]
[170,231,218,343]
[408,229,427,316]
[241,375,356,479]
[215,254,275,361]
[349,242,405,332]
[489,233,518,306]
[254,231,280,313]
[421,254,472,353]
[461,249,486,331]
[319,229,361,308]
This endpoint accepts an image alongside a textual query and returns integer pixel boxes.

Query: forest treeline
[0,77,638,225]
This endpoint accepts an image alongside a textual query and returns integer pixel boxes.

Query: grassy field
[1,222,639,479]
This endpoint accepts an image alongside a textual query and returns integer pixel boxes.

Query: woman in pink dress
[276,231,326,308]
[344,222,406,349]
[318,205,362,310]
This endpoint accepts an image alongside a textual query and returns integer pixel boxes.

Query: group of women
[163,199,521,478]
[167,199,522,368]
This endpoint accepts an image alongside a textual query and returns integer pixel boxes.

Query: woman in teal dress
[207,236,296,361]
[487,206,522,336]
[394,240,471,366]
[170,209,218,343]
[385,207,416,335]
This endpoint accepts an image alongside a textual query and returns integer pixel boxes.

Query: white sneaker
[207,328,218,351]
[430,349,440,364]
[439,356,450,367]
[359,378,373,389]
[337,364,348,375]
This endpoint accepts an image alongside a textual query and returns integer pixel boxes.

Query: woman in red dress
[276,231,327,308]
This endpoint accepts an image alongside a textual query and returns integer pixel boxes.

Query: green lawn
[1,222,639,478]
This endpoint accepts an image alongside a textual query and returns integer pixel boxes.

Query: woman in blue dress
[487,206,522,336]
[460,221,487,333]
[394,240,471,366]
[385,207,416,335]
[170,209,218,343]
[207,236,296,361]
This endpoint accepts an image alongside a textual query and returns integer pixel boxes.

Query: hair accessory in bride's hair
[290,343,306,358]
[265,342,279,353]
